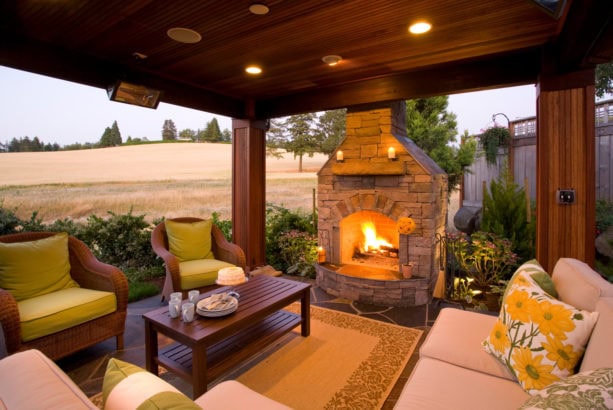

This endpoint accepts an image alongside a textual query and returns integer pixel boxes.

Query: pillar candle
[336,150,344,161]
[317,246,326,263]
[388,147,396,159]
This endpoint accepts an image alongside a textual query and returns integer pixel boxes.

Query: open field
[0,143,328,223]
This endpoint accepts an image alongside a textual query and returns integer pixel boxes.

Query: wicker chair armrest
[211,225,246,269]
[0,289,22,354]
[66,237,129,311]
[151,224,182,290]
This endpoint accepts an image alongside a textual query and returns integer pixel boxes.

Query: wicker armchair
[151,217,246,301]
[0,232,128,360]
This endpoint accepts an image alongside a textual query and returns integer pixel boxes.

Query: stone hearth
[316,101,447,306]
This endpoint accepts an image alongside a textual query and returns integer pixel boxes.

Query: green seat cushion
[165,219,214,262]
[179,259,235,290]
[103,358,199,410]
[18,287,117,342]
[0,232,79,301]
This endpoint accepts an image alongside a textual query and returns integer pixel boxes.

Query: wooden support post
[536,69,595,271]
[232,119,267,270]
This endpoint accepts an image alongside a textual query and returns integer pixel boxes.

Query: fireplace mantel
[332,161,404,175]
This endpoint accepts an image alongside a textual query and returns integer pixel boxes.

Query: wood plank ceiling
[1,0,612,119]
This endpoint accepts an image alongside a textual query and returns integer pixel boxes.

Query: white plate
[215,277,248,286]
[196,295,238,317]
[197,304,238,317]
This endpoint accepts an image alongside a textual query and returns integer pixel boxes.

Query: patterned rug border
[283,303,423,409]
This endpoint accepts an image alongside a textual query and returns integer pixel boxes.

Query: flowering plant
[451,231,518,288]
[397,216,416,235]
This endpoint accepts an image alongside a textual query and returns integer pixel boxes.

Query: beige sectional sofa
[394,258,613,409]
[0,349,290,410]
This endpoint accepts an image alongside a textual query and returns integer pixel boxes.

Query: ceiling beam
[256,49,541,119]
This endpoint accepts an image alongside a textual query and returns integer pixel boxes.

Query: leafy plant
[451,231,519,289]
[478,126,511,165]
[278,229,318,278]
[595,199,613,235]
[212,212,232,241]
[265,204,316,271]
[79,209,158,270]
[481,165,535,262]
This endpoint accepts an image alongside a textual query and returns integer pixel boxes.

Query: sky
[0,65,537,146]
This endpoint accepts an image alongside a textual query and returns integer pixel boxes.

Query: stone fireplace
[316,101,447,306]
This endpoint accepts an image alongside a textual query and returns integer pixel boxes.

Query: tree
[221,128,232,142]
[596,62,613,98]
[284,113,320,172]
[266,118,288,159]
[110,120,122,146]
[162,119,177,141]
[202,118,222,142]
[99,127,113,147]
[179,129,196,141]
[406,97,477,192]
[318,109,346,156]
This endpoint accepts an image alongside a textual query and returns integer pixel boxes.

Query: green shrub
[278,229,318,278]
[480,165,535,262]
[265,204,316,272]
[212,212,232,241]
[0,204,21,235]
[596,199,613,235]
[78,209,158,270]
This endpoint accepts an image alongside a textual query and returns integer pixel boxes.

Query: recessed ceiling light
[322,55,342,66]
[167,27,202,44]
[409,21,431,34]
[249,3,270,15]
[245,65,262,75]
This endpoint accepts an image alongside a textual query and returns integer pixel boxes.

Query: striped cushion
[103,359,199,410]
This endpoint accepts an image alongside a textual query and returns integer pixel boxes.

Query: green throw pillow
[103,358,200,410]
[0,232,79,301]
[165,219,214,262]
[519,367,613,409]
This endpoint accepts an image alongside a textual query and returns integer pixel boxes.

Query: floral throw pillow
[483,271,599,394]
[519,367,613,409]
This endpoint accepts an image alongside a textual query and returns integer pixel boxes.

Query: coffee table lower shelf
[156,310,301,385]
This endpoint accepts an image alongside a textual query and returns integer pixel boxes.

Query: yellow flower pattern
[532,300,575,340]
[505,288,537,323]
[512,347,560,391]
[483,265,599,395]
[543,335,580,371]
[488,320,510,353]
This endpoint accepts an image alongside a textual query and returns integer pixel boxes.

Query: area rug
[227,304,423,410]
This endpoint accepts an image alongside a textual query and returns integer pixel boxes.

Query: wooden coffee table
[143,275,311,397]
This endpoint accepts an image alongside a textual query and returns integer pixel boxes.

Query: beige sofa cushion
[580,297,613,372]
[419,308,515,381]
[0,349,96,409]
[553,258,613,311]
[394,357,529,410]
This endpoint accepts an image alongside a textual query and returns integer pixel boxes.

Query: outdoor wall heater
[107,80,162,109]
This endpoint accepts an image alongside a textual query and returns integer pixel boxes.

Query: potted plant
[397,216,416,278]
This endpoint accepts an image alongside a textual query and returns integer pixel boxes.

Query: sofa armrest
[0,288,21,354]
[0,349,97,409]
[151,222,182,291]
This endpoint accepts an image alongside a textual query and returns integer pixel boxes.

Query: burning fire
[361,221,393,252]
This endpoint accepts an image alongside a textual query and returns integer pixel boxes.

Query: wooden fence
[462,99,613,207]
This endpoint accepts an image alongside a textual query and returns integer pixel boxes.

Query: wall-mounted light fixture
[388,147,397,161]
[336,150,344,162]
[107,81,161,109]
